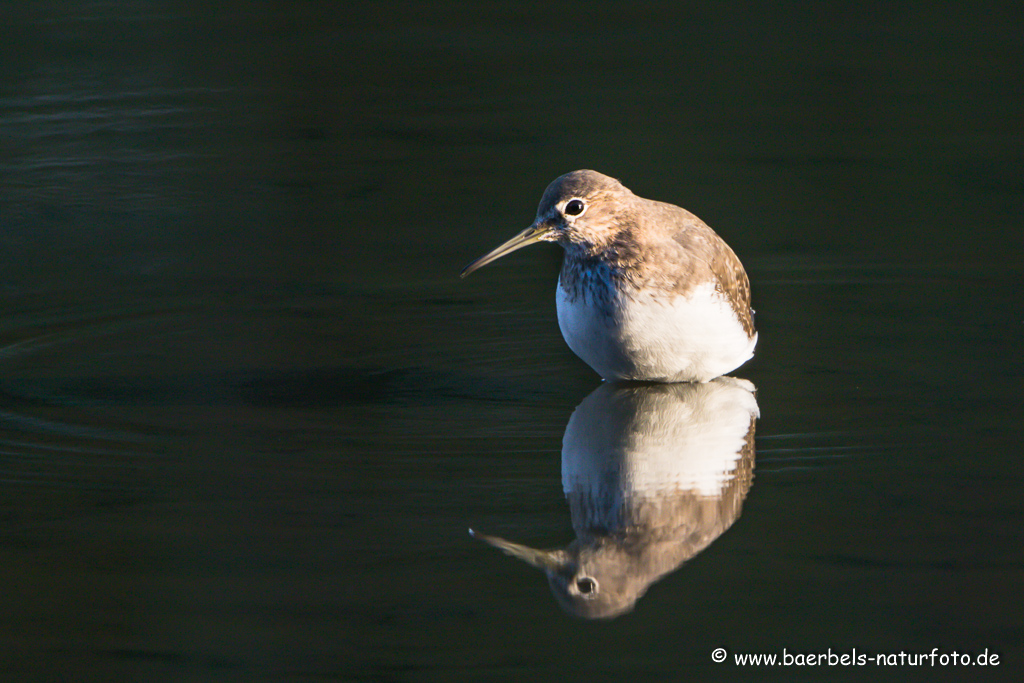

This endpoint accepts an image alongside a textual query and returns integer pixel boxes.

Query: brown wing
[663,206,755,339]
[709,242,755,338]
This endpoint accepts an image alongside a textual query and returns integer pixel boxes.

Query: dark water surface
[2,2,1022,681]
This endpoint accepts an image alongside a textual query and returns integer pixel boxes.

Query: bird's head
[460,170,633,277]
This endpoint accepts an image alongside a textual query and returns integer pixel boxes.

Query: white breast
[556,279,756,382]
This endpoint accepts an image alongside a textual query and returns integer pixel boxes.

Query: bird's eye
[564,199,586,216]
[576,577,597,595]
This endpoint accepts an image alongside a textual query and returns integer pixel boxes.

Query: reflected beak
[460,223,553,278]
[468,528,570,573]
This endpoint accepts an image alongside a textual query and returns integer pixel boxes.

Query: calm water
[2,2,1022,681]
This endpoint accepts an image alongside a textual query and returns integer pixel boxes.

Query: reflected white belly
[556,279,756,382]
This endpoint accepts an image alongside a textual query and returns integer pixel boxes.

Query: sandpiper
[461,170,756,382]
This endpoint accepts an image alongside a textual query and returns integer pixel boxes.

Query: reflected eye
[564,199,586,216]
[576,577,597,595]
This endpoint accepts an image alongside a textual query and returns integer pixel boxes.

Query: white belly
[556,279,756,382]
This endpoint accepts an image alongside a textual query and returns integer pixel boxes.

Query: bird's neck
[559,244,643,303]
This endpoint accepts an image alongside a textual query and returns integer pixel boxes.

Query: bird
[460,170,756,383]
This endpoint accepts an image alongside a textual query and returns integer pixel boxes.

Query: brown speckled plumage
[546,171,754,338]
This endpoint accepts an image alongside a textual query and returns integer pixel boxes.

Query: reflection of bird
[461,170,756,382]
[471,377,758,619]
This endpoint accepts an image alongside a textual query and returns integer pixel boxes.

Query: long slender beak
[468,528,570,573]
[460,224,552,278]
